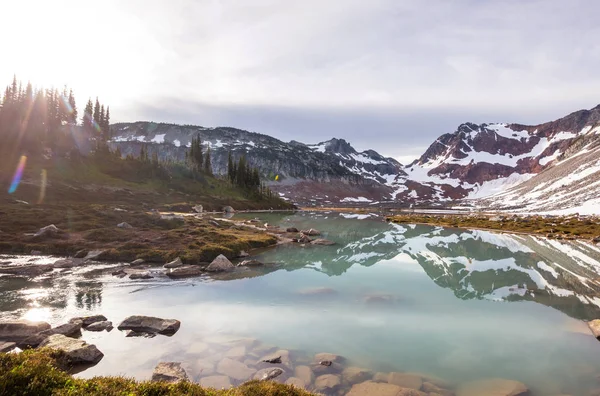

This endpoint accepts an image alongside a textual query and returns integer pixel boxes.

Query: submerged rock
[118,315,180,336]
[456,378,529,396]
[314,374,341,393]
[347,381,404,396]
[85,321,113,332]
[0,320,51,342]
[285,377,306,389]
[238,259,263,267]
[200,375,232,389]
[151,362,188,383]
[315,352,345,364]
[164,257,183,269]
[217,358,256,381]
[294,366,314,385]
[39,334,103,364]
[206,255,234,272]
[388,372,423,389]
[343,367,373,384]
[166,265,203,278]
[311,238,336,246]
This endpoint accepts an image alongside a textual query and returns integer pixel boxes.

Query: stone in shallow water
[422,381,455,396]
[311,238,336,246]
[260,349,292,368]
[224,345,247,360]
[117,315,180,336]
[39,334,103,365]
[314,352,345,364]
[297,287,337,296]
[285,377,306,389]
[217,358,256,381]
[343,366,373,384]
[200,375,232,389]
[191,358,215,376]
[347,381,404,396]
[164,257,183,269]
[456,378,529,396]
[314,374,341,393]
[85,321,113,332]
[254,367,284,381]
[294,365,315,385]
[69,315,107,328]
[388,372,423,390]
[0,320,51,342]
[206,255,234,272]
[18,322,83,349]
[151,362,188,383]
[188,341,209,355]
[166,265,203,278]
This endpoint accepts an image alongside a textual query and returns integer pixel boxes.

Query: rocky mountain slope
[109,104,600,211]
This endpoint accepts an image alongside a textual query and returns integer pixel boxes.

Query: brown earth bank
[386,213,600,242]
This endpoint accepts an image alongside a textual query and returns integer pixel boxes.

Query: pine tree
[227,152,234,183]
[104,106,110,139]
[204,146,212,175]
[93,97,100,126]
[139,145,146,162]
[99,105,105,138]
[68,89,77,124]
[82,99,94,135]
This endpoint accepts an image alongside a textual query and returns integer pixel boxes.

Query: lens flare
[60,95,73,114]
[37,169,47,204]
[8,155,27,194]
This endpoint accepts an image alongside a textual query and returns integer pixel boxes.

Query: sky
[2,0,600,164]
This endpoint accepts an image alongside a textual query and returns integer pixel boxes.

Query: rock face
[200,375,232,389]
[166,265,203,278]
[151,362,188,383]
[587,319,600,339]
[164,257,183,269]
[217,358,256,381]
[117,316,181,336]
[39,334,103,364]
[0,320,51,342]
[85,321,113,332]
[206,255,234,272]
[70,315,108,328]
[456,378,530,396]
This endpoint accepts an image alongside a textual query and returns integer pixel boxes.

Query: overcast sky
[2,0,600,163]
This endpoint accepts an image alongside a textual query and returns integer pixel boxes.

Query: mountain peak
[322,138,356,155]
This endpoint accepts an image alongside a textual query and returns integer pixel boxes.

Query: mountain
[109,104,600,211]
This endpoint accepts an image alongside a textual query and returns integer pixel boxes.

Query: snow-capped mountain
[109,104,600,210]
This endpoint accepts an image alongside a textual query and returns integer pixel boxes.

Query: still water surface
[2,211,600,395]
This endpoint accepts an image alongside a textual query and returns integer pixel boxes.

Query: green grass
[0,349,315,396]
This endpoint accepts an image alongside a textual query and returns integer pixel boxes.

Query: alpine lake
[2,211,600,396]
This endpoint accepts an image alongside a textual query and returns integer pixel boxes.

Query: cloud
[2,0,599,158]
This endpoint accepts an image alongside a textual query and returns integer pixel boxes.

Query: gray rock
[117,222,133,229]
[238,259,263,267]
[125,330,156,338]
[301,228,321,236]
[34,224,60,238]
[200,375,232,389]
[30,250,42,255]
[19,322,83,347]
[130,259,145,266]
[254,367,284,381]
[311,238,335,246]
[129,272,153,280]
[118,315,181,335]
[238,250,250,258]
[151,362,188,383]
[164,257,183,269]
[286,227,299,233]
[53,258,83,268]
[192,205,203,213]
[39,334,103,365]
[85,321,113,332]
[222,206,235,213]
[0,341,16,352]
[166,265,203,278]
[83,250,105,261]
[0,320,51,342]
[69,315,108,328]
[112,269,126,276]
[206,255,234,272]
[296,235,312,244]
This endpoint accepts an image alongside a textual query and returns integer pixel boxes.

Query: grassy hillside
[0,150,292,261]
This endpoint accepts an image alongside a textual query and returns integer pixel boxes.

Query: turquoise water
[3,211,600,395]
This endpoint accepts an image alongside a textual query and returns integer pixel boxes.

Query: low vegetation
[0,349,315,396]
[387,213,600,240]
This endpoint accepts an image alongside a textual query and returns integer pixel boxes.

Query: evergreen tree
[104,106,110,139]
[99,105,105,138]
[82,99,94,135]
[93,97,100,125]
[227,152,234,183]
[204,146,212,175]
[68,89,77,124]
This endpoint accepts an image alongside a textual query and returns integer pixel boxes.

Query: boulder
[254,367,284,381]
[223,206,235,213]
[206,255,234,272]
[587,319,600,339]
[238,259,263,267]
[295,365,314,385]
[286,227,299,233]
[312,360,344,375]
[217,358,256,381]
[0,320,51,342]
[260,349,292,369]
[193,205,203,213]
[285,377,306,389]
[296,235,312,244]
[129,272,153,280]
[34,224,60,238]
[343,367,373,384]
[456,378,529,396]
[315,352,345,364]
[311,238,336,246]
[0,341,16,352]
[69,315,107,328]
[301,228,321,236]
[166,265,203,278]
[131,259,145,266]
[53,258,82,268]
[117,222,133,229]
[200,375,232,389]
[85,321,113,332]
[0,264,53,277]
[314,374,341,393]
[388,372,423,389]
[347,381,404,396]
[83,250,105,261]
[164,257,183,269]
[125,330,156,338]
[39,334,103,364]
[151,362,188,383]
[117,315,181,335]
[18,321,83,349]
